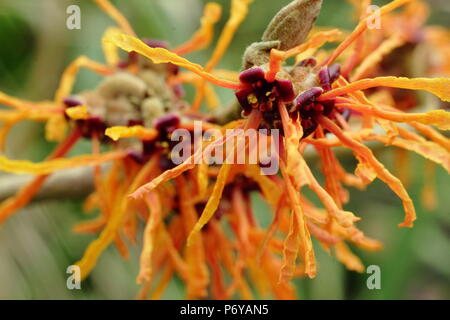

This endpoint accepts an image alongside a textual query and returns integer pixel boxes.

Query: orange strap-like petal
[318,116,416,228]
[75,156,160,280]
[279,160,316,280]
[136,192,162,284]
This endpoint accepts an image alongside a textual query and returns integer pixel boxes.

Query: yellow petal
[0,150,127,175]
[65,105,90,120]
[106,33,241,90]
[105,125,158,141]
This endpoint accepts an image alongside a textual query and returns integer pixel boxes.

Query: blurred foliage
[0,0,449,299]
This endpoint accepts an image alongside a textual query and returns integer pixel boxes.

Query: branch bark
[0,165,105,202]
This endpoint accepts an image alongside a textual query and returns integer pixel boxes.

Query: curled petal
[279,209,301,283]
[54,56,112,104]
[279,162,316,280]
[0,109,55,122]
[106,33,242,90]
[319,116,416,228]
[75,156,160,280]
[195,163,209,200]
[334,224,383,251]
[372,134,450,174]
[136,192,162,284]
[410,122,450,152]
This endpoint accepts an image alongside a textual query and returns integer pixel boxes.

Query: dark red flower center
[235,64,350,138]
[235,67,295,115]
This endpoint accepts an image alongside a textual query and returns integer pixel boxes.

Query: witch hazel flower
[110,0,450,287]
[0,0,449,300]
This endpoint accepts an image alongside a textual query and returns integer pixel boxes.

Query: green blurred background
[0,0,449,299]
